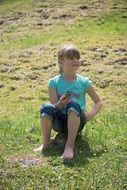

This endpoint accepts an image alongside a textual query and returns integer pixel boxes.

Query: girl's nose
[74,60,79,64]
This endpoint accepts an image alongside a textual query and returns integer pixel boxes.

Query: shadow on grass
[42,134,106,167]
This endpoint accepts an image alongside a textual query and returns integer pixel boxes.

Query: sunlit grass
[1,10,126,51]
[0,0,32,13]
[0,0,127,189]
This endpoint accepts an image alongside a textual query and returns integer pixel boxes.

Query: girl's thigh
[52,112,67,133]
[52,111,87,133]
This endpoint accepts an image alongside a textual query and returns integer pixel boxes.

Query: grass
[0,0,32,13]
[0,110,127,189]
[0,0,127,189]
[1,12,127,51]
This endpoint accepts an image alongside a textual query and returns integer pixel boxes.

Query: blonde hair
[58,44,80,74]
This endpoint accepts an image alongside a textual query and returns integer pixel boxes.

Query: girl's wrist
[55,101,61,111]
[91,111,96,117]
[55,103,59,110]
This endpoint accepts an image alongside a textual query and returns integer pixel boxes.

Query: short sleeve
[86,79,92,91]
[48,78,56,88]
[83,77,92,92]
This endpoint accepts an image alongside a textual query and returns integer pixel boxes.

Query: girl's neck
[62,72,77,82]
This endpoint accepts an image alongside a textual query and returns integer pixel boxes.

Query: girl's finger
[60,95,68,101]
[62,99,69,105]
[62,97,69,103]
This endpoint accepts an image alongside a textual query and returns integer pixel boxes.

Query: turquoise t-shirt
[48,74,92,113]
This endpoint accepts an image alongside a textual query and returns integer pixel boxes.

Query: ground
[0,0,127,189]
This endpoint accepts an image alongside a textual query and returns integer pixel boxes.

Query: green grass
[1,12,127,51]
[0,0,127,189]
[0,0,32,13]
[0,108,127,189]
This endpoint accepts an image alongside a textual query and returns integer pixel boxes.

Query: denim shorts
[40,101,87,133]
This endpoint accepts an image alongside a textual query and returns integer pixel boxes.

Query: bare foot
[61,146,74,159]
[33,143,50,152]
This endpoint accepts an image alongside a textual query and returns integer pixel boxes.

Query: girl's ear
[58,61,63,74]
[58,60,64,67]
[58,60,62,65]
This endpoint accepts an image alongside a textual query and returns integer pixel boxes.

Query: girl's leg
[41,116,52,148]
[34,103,56,152]
[34,116,52,152]
[61,110,80,159]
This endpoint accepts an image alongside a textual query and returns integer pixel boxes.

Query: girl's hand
[84,111,95,121]
[55,94,70,110]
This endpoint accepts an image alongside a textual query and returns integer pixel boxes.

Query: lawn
[0,0,127,189]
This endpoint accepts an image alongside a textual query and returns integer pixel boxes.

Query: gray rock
[0,83,4,88]
[79,5,88,10]
[10,86,16,91]
[10,75,22,80]
[19,96,33,100]
[98,69,104,74]
[0,20,4,25]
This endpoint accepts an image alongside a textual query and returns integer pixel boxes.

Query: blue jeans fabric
[40,102,87,133]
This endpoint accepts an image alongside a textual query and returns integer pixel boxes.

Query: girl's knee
[66,101,81,117]
[68,109,79,117]
[40,103,56,119]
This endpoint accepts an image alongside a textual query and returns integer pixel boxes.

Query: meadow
[0,0,127,189]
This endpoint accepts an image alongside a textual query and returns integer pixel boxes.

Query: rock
[43,14,49,19]
[19,96,33,100]
[30,66,40,70]
[43,66,49,70]
[104,60,115,65]
[10,86,16,91]
[0,66,9,73]
[100,53,107,58]
[82,68,89,72]
[25,74,38,80]
[95,80,109,88]
[81,60,91,66]
[90,47,98,51]
[19,51,32,58]
[79,5,88,10]
[9,51,33,59]
[35,8,43,13]
[0,66,18,73]
[20,59,30,63]
[113,6,118,9]
[49,63,56,67]
[0,83,4,88]
[10,75,22,80]
[113,65,122,69]
[90,48,104,52]
[97,69,104,74]
[37,22,43,26]
[59,14,71,18]
[114,48,127,55]
[0,20,4,25]
[53,14,74,20]
[115,58,127,65]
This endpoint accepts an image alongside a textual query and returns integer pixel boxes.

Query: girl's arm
[48,87,69,110]
[48,87,58,105]
[85,85,103,121]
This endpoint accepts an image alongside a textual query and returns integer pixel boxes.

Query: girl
[34,44,103,159]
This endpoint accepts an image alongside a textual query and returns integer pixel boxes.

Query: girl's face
[60,58,80,73]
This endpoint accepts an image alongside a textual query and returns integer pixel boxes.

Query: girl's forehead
[58,46,80,61]
[64,58,80,61]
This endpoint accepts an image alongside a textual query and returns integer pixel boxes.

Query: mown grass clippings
[0,0,127,189]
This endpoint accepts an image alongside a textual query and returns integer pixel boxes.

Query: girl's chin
[72,66,79,70]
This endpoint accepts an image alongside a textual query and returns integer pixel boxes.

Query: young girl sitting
[34,44,103,159]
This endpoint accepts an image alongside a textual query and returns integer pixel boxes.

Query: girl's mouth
[72,64,79,67]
